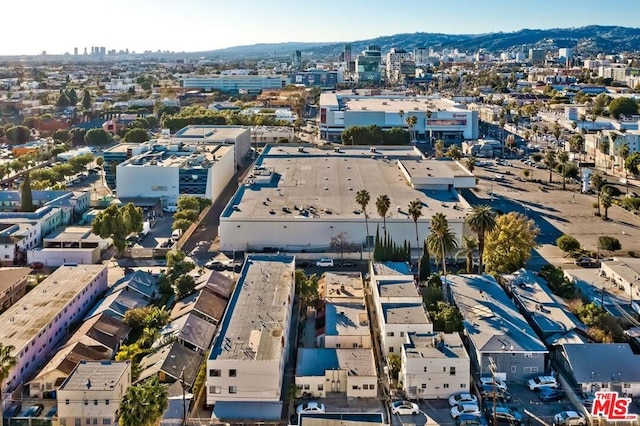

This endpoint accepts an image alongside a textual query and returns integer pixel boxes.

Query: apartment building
[207,254,295,420]
[0,264,108,393]
[57,360,131,426]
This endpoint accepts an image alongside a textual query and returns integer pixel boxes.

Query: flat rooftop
[59,360,129,391]
[0,264,106,357]
[376,278,419,299]
[445,274,547,353]
[173,125,248,141]
[209,254,294,361]
[382,304,430,325]
[372,262,413,276]
[601,258,640,285]
[104,143,142,154]
[324,302,369,337]
[296,348,376,377]
[400,158,472,179]
[45,226,101,241]
[223,145,466,220]
[342,96,468,113]
[0,267,31,293]
[404,332,468,360]
[320,272,364,301]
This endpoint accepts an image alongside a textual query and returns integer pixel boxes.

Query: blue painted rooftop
[296,348,340,376]
[212,401,282,421]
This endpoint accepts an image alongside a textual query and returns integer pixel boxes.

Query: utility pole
[489,357,498,426]
[180,367,187,426]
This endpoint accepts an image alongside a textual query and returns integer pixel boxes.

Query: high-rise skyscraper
[344,44,352,63]
[74,47,78,56]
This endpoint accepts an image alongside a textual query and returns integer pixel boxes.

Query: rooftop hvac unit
[298,147,305,153]
[370,147,376,153]
[396,206,402,212]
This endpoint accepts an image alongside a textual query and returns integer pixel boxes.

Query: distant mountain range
[197,25,640,59]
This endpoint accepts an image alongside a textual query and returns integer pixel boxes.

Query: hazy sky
[6,0,640,55]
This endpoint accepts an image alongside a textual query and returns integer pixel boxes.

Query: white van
[171,229,183,240]
[315,258,334,268]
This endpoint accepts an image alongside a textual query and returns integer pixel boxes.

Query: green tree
[445,144,462,161]
[387,353,401,380]
[618,143,630,194]
[56,91,70,107]
[556,234,581,256]
[569,134,584,154]
[406,115,418,143]
[119,376,168,426]
[173,274,196,299]
[67,88,78,106]
[20,172,34,212]
[82,89,92,110]
[124,128,150,143]
[85,128,113,146]
[172,218,192,232]
[115,343,142,362]
[466,205,497,275]
[600,192,613,220]
[166,249,196,283]
[599,235,621,254]
[407,199,423,258]
[626,152,640,175]
[434,139,445,158]
[0,343,17,426]
[427,212,459,275]
[456,236,478,274]
[96,157,104,168]
[295,270,319,312]
[558,150,569,190]
[591,172,604,216]
[608,97,638,118]
[418,240,431,281]
[466,156,476,173]
[177,196,201,213]
[355,189,371,249]
[92,203,143,256]
[52,129,71,143]
[544,150,558,183]
[375,194,390,235]
[484,212,539,274]
[5,125,30,144]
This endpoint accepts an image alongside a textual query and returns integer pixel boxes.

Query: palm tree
[406,115,418,143]
[435,139,445,158]
[398,110,405,130]
[618,143,630,194]
[457,236,478,274]
[355,189,371,252]
[119,376,169,426]
[375,194,391,235]
[466,205,497,275]
[591,172,604,216]
[466,156,476,173]
[558,150,569,190]
[445,145,462,161]
[544,150,557,183]
[139,327,159,349]
[407,199,423,259]
[601,192,613,220]
[0,343,17,426]
[426,212,459,276]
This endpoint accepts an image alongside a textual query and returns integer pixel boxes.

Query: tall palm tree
[466,156,476,173]
[591,172,604,216]
[406,115,418,143]
[355,189,371,252]
[407,199,423,259]
[558,150,569,190]
[119,376,168,426]
[466,205,497,275]
[376,194,391,235]
[435,139,445,158]
[456,236,478,274]
[544,150,557,183]
[0,343,17,426]
[398,110,405,130]
[618,143,630,194]
[426,212,459,276]
[601,192,613,220]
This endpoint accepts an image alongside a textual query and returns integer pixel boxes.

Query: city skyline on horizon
[6,0,640,56]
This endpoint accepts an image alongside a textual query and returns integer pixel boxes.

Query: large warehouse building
[218,145,475,252]
[319,93,479,143]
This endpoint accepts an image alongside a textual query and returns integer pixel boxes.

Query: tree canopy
[124,128,150,143]
[5,125,30,144]
[608,97,638,118]
[484,212,539,274]
[85,128,113,146]
[92,203,143,255]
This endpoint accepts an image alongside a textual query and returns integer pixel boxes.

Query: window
[210,369,221,377]
[389,347,394,353]
[303,384,310,390]
[423,367,427,372]
[103,420,112,425]
[400,331,405,337]
[511,366,517,373]
[387,332,394,337]
[352,385,359,390]
[318,384,323,391]
[65,399,70,405]
[229,386,237,394]
[84,400,88,405]
[229,369,237,377]
[443,383,449,388]
[421,384,427,389]
[450,367,456,376]
[460,383,467,388]
[443,367,446,372]
[524,367,539,374]
[86,420,91,425]
[93,419,98,425]
[94,400,98,405]
[352,343,359,348]
[336,343,341,348]
[105,400,110,405]
[75,420,81,426]
[369,384,375,390]
[363,384,369,390]
[524,353,533,358]
[209,386,221,394]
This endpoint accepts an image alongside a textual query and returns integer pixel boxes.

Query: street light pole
[489,357,498,426]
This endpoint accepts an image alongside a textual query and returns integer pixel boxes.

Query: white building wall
[381,323,433,356]
[323,334,372,349]
[209,147,235,203]
[116,164,180,199]
[400,355,470,399]
[28,247,99,267]
[207,359,282,404]
[295,376,327,398]
[347,375,378,398]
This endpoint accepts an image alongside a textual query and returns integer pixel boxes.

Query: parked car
[391,400,420,415]
[485,405,523,424]
[527,375,558,391]
[480,384,512,402]
[3,403,21,418]
[163,205,178,213]
[297,260,313,268]
[553,411,586,426]
[580,392,595,410]
[480,377,507,391]
[315,258,334,268]
[205,260,226,270]
[296,402,325,414]
[451,403,482,419]
[449,393,479,407]
[21,404,44,417]
[539,388,565,402]
[457,414,489,426]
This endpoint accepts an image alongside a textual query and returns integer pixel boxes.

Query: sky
[5,0,640,56]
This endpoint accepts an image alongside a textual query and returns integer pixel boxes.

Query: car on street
[457,414,489,426]
[480,377,508,391]
[44,406,58,419]
[451,403,481,419]
[527,375,558,391]
[21,404,44,417]
[296,260,313,268]
[574,257,599,268]
[539,388,565,402]
[391,400,420,415]
[163,205,178,213]
[449,393,479,407]
[553,411,586,426]
[485,405,523,424]
[205,260,227,270]
[315,258,334,267]
[296,402,325,414]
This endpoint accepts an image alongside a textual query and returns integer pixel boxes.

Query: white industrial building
[319,93,479,142]
[57,360,131,426]
[207,254,295,420]
[400,332,471,399]
[0,264,108,394]
[180,74,288,93]
[369,262,433,356]
[219,145,473,252]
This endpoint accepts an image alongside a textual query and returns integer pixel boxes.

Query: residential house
[57,361,131,426]
[170,287,228,325]
[400,332,470,399]
[295,348,377,399]
[444,274,548,382]
[110,270,160,301]
[156,312,216,354]
[137,342,203,391]
[68,312,131,358]
[84,286,149,321]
